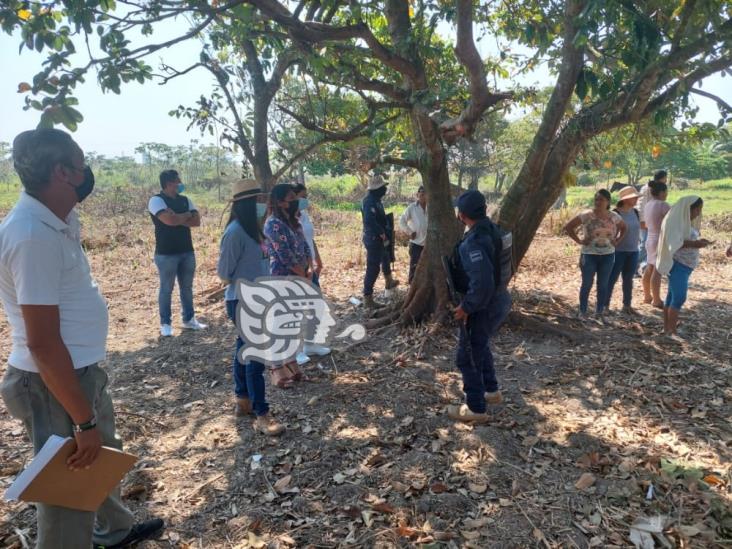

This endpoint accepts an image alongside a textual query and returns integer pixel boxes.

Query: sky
[0,16,730,158]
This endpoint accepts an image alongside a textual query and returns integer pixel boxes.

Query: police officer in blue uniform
[361,172,399,309]
[447,190,512,423]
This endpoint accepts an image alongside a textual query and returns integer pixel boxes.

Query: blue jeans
[607,250,639,308]
[639,228,648,270]
[665,261,693,311]
[456,291,511,414]
[226,300,269,416]
[154,252,196,325]
[579,253,614,314]
[363,237,392,296]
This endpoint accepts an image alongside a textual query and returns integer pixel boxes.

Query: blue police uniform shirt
[458,218,497,314]
[361,193,388,241]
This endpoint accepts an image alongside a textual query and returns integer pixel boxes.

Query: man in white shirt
[399,186,428,283]
[0,129,163,548]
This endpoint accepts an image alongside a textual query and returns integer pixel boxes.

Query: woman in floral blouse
[263,183,313,387]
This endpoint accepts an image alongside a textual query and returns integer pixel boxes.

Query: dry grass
[0,200,730,548]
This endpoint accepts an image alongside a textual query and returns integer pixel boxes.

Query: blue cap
[456,190,486,219]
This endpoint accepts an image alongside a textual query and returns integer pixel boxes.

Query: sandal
[269,367,294,389]
[285,362,309,382]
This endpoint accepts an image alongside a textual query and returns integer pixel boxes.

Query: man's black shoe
[95,518,164,548]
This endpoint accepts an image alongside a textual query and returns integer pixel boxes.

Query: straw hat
[617,186,640,202]
[367,174,387,191]
[231,179,263,201]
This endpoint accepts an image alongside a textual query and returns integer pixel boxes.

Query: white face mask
[256,203,267,219]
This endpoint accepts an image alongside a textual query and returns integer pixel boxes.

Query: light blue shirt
[217,220,269,301]
[615,208,641,252]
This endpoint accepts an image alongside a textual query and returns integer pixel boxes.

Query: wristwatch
[73,415,97,434]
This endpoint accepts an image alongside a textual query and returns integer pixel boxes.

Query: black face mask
[373,186,387,200]
[70,166,95,203]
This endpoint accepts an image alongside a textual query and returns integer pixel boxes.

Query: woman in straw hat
[605,186,642,314]
[217,179,284,436]
[656,196,713,337]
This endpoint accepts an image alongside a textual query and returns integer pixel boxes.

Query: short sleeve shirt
[579,210,622,255]
[0,192,108,372]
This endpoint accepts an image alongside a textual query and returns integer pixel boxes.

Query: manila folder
[4,434,137,512]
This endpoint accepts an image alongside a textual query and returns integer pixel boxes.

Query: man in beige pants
[0,129,163,548]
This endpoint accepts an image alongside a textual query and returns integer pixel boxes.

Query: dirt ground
[1,202,731,549]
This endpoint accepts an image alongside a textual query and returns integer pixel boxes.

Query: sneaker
[385,275,400,290]
[94,518,164,548]
[485,391,503,405]
[253,414,285,436]
[182,317,207,330]
[303,343,331,357]
[622,306,639,316]
[160,324,173,337]
[446,404,489,424]
[295,352,311,366]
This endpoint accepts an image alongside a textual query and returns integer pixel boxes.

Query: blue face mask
[298,198,310,210]
[256,203,267,219]
[176,183,185,194]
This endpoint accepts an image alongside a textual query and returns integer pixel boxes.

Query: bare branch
[440,0,514,145]
[690,87,732,113]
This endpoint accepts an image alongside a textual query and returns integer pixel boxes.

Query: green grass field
[1,176,730,217]
[566,177,732,216]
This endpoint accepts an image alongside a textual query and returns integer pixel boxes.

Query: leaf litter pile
[0,203,730,548]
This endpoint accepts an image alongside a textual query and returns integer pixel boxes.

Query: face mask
[177,183,185,194]
[256,203,267,219]
[287,200,299,217]
[70,166,95,203]
[298,198,310,210]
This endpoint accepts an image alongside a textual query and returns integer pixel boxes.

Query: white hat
[367,174,387,191]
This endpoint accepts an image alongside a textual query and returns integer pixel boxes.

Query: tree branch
[442,0,512,145]
[690,87,732,114]
[243,0,419,81]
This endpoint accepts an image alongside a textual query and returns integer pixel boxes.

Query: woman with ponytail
[217,179,284,436]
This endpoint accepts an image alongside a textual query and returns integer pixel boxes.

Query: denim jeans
[226,300,269,416]
[1,365,134,548]
[154,251,195,325]
[456,291,511,414]
[639,228,648,270]
[579,253,614,314]
[665,261,693,310]
[607,250,639,307]
[408,243,424,283]
[363,237,392,296]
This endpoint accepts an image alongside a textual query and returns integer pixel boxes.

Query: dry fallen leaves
[575,473,597,490]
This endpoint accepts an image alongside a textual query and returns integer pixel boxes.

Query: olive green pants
[1,364,134,548]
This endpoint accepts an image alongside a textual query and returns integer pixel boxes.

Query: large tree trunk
[252,100,274,190]
[397,111,462,325]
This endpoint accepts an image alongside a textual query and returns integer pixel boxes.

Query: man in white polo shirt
[0,129,163,548]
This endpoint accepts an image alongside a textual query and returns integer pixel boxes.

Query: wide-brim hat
[231,178,263,201]
[617,185,640,202]
[367,174,387,191]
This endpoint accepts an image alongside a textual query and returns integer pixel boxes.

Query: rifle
[442,255,460,306]
[385,212,396,264]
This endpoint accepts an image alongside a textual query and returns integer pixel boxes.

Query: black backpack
[447,219,514,295]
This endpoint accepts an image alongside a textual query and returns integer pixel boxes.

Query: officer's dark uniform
[361,187,392,296]
[454,193,512,414]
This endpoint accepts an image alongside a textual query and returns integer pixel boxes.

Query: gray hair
[12,128,79,195]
